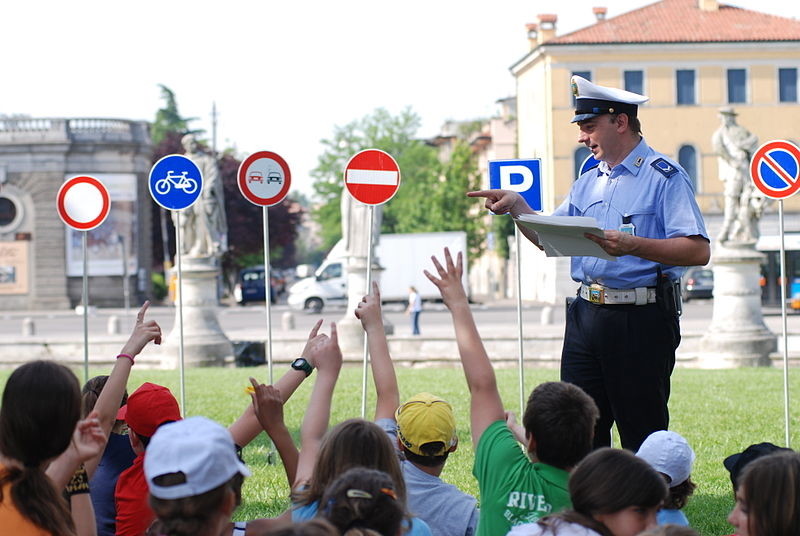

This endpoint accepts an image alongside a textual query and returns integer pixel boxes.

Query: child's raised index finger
[430,254,446,277]
[136,301,151,323]
[371,280,380,298]
[329,321,338,343]
[308,318,323,338]
[444,247,457,272]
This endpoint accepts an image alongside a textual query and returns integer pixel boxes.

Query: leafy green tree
[149,86,302,291]
[312,108,486,260]
[312,108,439,251]
[150,85,201,145]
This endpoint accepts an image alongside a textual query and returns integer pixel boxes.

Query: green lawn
[1,365,797,535]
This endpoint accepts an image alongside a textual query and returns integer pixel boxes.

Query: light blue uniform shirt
[552,138,708,288]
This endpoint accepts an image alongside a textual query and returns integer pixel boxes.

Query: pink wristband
[116,353,134,365]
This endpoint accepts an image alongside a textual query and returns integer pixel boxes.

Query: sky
[1,0,798,198]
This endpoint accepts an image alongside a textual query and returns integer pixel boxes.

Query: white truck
[287,231,469,313]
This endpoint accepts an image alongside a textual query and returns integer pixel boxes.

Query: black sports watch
[291,357,313,377]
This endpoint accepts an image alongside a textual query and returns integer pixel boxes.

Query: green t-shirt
[473,420,571,536]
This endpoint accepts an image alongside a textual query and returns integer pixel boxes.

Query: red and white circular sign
[343,149,401,205]
[238,151,292,207]
[57,176,111,231]
[749,140,800,200]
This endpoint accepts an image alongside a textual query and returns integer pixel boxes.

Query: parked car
[234,266,276,305]
[682,267,713,301]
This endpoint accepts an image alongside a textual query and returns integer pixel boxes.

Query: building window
[779,68,798,103]
[0,194,23,232]
[676,70,695,105]
[572,71,591,105]
[678,145,698,192]
[574,147,593,180]
[728,69,747,103]
[624,70,644,95]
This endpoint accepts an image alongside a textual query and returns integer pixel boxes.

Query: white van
[287,232,468,313]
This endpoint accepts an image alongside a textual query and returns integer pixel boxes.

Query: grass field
[2,365,797,535]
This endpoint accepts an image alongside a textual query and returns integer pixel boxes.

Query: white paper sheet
[514,214,617,261]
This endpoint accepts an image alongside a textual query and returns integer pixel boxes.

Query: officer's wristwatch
[291,357,313,377]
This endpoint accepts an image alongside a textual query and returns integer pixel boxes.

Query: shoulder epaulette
[650,158,679,178]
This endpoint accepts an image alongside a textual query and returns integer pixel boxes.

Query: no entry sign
[750,140,800,200]
[57,176,111,231]
[238,151,291,207]
[343,149,401,205]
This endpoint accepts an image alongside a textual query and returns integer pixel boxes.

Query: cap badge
[571,80,579,97]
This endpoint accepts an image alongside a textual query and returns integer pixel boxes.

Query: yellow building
[509,0,800,303]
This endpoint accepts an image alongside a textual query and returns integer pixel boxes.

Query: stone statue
[712,107,762,244]
[175,134,227,258]
[340,191,382,259]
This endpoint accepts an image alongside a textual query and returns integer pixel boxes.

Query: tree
[219,151,303,271]
[312,108,439,252]
[150,85,201,145]
[312,107,485,261]
[149,86,303,291]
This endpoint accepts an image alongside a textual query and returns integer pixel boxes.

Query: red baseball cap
[116,382,181,438]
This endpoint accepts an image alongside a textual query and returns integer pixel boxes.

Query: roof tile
[547,0,800,44]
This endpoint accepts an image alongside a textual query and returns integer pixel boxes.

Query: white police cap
[571,75,649,123]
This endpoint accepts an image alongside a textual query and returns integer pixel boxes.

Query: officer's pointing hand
[467,190,535,218]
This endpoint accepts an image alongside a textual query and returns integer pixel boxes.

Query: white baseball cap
[636,430,695,488]
[145,416,251,500]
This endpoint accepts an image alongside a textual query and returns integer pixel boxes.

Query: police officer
[470,76,710,451]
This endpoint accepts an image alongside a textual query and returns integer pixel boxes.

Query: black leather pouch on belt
[656,266,681,317]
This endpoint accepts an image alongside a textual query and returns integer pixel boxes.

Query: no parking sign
[750,139,800,448]
[750,140,800,200]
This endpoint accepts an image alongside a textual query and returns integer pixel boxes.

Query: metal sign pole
[778,200,791,447]
[515,227,525,415]
[121,234,130,321]
[175,211,186,416]
[361,205,375,419]
[263,206,274,384]
[82,231,89,384]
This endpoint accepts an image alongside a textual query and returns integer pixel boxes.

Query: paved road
[1,297,794,340]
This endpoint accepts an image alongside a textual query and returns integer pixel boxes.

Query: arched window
[678,145,698,192]
[574,147,592,181]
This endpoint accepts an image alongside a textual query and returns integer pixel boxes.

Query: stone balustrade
[0,117,149,145]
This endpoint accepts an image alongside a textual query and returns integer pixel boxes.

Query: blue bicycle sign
[149,155,203,210]
[155,171,199,195]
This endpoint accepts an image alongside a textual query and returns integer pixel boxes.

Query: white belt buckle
[634,287,648,305]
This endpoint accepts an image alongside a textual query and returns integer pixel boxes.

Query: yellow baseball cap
[395,393,457,457]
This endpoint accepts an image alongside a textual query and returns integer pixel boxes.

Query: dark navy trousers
[561,296,680,452]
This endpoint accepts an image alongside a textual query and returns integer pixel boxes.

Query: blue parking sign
[149,154,203,210]
[488,159,542,212]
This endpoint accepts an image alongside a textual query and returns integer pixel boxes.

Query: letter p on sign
[488,159,542,212]
[500,165,534,192]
